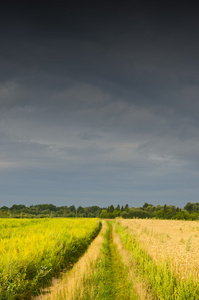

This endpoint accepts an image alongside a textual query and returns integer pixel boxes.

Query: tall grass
[39,221,137,300]
[115,220,199,299]
[39,221,108,300]
[0,218,101,299]
[119,218,199,281]
[113,227,153,300]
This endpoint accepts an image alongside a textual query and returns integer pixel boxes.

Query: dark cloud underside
[0,1,199,207]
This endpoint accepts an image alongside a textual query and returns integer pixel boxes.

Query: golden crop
[119,218,199,281]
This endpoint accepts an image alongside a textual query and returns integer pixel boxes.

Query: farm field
[36,221,138,300]
[1,218,199,299]
[37,219,199,300]
[119,218,199,281]
[115,218,199,299]
[0,218,101,299]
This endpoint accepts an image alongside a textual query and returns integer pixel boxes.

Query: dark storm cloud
[0,1,199,207]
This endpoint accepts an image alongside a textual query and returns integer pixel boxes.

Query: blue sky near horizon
[0,1,199,208]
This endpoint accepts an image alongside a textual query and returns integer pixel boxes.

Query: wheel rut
[97,221,134,300]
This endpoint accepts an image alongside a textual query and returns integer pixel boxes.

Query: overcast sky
[0,1,199,208]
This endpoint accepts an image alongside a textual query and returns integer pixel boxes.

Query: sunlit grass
[0,218,101,299]
[116,218,199,299]
[118,218,199,281]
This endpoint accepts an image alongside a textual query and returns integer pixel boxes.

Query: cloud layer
[0,2,199,207]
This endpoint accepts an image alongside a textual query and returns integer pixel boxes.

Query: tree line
[0,202,199,220]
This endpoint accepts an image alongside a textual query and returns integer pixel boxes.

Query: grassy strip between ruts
[115,220,199,300]
[92,221,136,300]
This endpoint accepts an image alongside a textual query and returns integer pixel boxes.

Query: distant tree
[184,202,193,213]
[84,207,89,217]
[183,211,192,220]
[77,206,84,215]
[121,211,128,218]
[116,204,120,211]
[190,213,199,220]
[192,204,199,212]
[48,204,57,211]
[156,210,164,219]
[0,206,9,211]
[173,212,184,220]
[10,204,26,211]
[108,205,114,213]
[100,210,108,218]
[113,210,120,217]
[3,202,199,220]
[145,205,156,213]
[0,210,7,217]
[164,208,173,219]
[128,208,151,219]
[124,204,129,211]
[66,212,76,217]
[69,205,76,213]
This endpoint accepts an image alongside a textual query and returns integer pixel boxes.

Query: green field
[1,218,199,299]
[0,218,101,299]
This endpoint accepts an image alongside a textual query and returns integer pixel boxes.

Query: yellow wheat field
[119,218,199,281]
